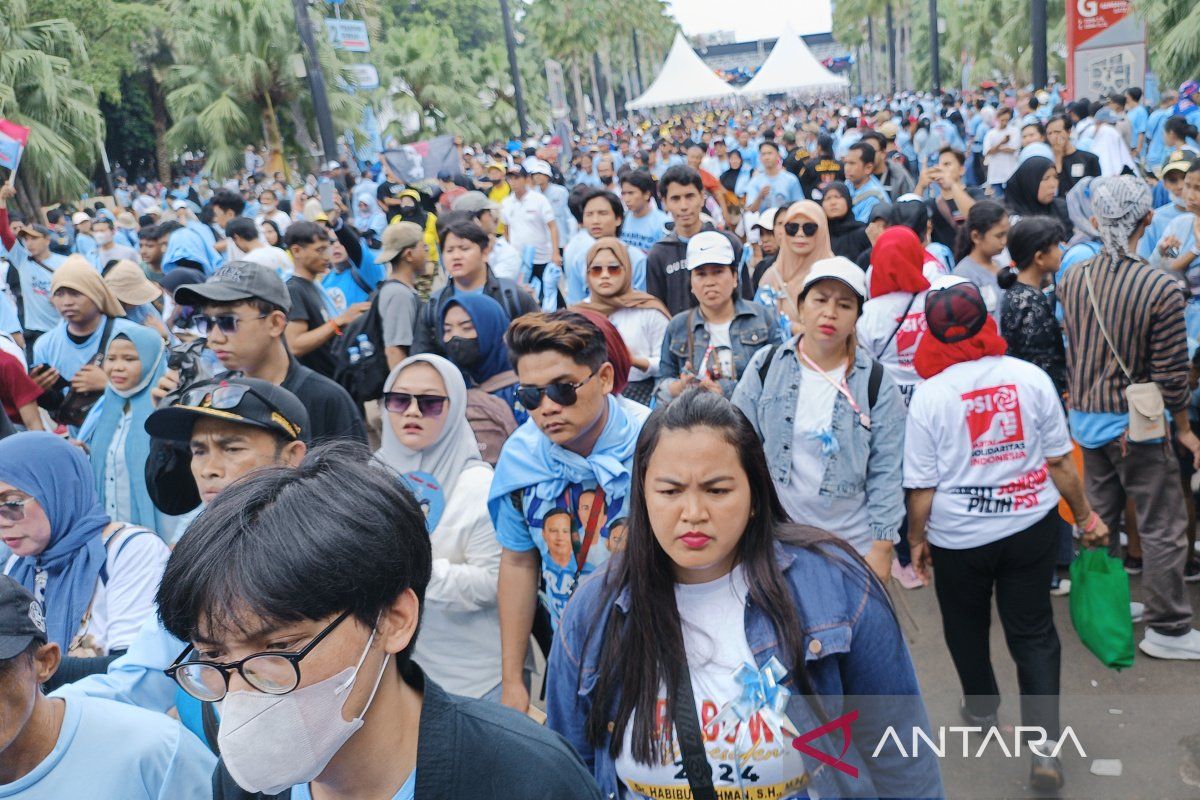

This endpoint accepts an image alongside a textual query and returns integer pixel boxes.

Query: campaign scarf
[914,316,1008,379]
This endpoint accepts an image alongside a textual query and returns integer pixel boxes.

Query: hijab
[1005,156,1060,219]
[1091,175,1154,261]
[441,293,515,388]
[376,354,483,498]
[1065,177,1099,246]
[79,326,168,531]
[760,201,833,324]
[719,151,744,194]
[869,226,931,297]
[571,238,669,318]
[821,182,854,225]
[0,432,110,649]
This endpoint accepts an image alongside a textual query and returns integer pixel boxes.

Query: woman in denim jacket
[731,257,906,584]
[655,231,782,406]
[546,390,940,800]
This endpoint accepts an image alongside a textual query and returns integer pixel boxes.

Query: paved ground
[898,568,1200,799]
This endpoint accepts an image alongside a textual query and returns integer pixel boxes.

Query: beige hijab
[758,201,833,328]
[570,237,669,318]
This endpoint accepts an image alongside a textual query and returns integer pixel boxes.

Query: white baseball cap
[799,256,867,303]
[685,230,736,271]
[526,159,552,177]
[71,211,91,225]
[752,208,779,231]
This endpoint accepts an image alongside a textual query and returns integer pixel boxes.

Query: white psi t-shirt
[614,566,811,799]
[857,291,928,408]
[903,355,1072,549]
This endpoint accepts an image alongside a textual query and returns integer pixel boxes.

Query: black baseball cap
[172,261,292,313]
[0,576,47,659]
[924,276,989,344]
[145,376,311,444]
[376,181,405,203]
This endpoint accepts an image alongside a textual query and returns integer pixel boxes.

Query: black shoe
[1124,555,1143,575]
[959,699,998,729]
[1030,746,1064,792]
[1186,559,1200,584]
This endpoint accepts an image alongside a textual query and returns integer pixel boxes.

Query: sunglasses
[194,313,268,336]
[179,382,300,439]
[382,392,447,417]
[588,264,623,276]
[516,371,596,410]
[0,497,31,523]
[783,221,820,238]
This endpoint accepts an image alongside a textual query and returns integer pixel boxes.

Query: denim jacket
[546,541,943,800]
[731,339,906,543]
[654,297,782,405]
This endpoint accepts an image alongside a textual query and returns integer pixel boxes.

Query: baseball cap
[686,230,736,270]
[752,208,780,231]
[868,202,895,224]
[486,161,507,173]
[173,260,292,312]
[1161,149,1198,178]
[17,224,51,239]
[877,121,900,141]
[374,221,425,264]
[526,160,552,177]
[71,211,91,225]
[924,275,989,343]
[323,160,341,172]
[376,181,405,203]
[507,164,528,177]
[452,191,500,215]
[170,199,189,211]
[0,576,46,659]
[799,257,867,304]
[103,259,162,306]
[145,376,310,444]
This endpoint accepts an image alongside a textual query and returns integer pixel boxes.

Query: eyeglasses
[194,313,268,336]
[783,221,820,238]
[382,392,447,417]
[165,610,351,702]
[588,264,623,276]
[0,497,31,522]
[516,371,597,410]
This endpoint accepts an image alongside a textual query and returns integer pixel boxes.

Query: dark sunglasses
[783,221,820,238]
[178,382,300,439]
[588,264,623,276]
[0,497,31,523]
[382,392,447,417]
[194,313,268,336]
[516,371,596,410]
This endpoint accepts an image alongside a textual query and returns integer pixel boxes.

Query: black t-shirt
[808,156,845,195]
[927,186,988,250]
[282,358,368,445]
[286,275,337,378]
[1058,150,1102,198]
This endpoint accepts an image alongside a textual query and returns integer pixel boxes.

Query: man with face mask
[154,442,602,799]
[89,217,139,269]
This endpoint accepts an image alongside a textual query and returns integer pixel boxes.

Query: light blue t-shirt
[1144,108,1172,168]
[291,771,415,800]
[1138,201,1187,260]
[620,207,670,252]
[0,291,20,335]
[4,241,67,333]
[743,169,803,209]
[32,318,139,384]
[0,695,215,799]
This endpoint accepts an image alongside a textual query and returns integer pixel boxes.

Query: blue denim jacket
[546,542,943,800]
[654,297,783,404]
[731,339,906,543]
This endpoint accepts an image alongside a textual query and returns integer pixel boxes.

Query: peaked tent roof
[626,32,737,110]
[739,27,849,97]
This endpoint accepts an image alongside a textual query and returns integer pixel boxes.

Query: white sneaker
[1139,628,1200,660]
[1130,601,1145,623]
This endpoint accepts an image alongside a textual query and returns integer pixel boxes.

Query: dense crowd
[1,79,1200,799]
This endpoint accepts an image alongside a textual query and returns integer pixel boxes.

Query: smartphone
[318,180,336,212]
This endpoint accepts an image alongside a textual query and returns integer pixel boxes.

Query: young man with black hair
[646,165,733,316]
[844,141,889,223]
[563,189,648,305]
[373,221,424,369]
[863,130,916,200]
[410,218,537,357]
[88,217,139,269]
[0,576,216,797]
[223,216,291,279]
[917,147,984,249]
[282,221,370,379]
[451,191,521,280]
[619,170,669,252]
[209,188,248,262]
[155,442,601,799]
[744,140,803,212]
[488,311,644,713]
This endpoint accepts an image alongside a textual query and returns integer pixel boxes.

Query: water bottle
[356,333,375,359]
[348,346,362,366]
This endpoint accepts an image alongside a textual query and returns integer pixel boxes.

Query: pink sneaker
[891,560,925,589]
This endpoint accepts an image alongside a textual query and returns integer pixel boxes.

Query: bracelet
[329,318,343,337]
[1083,511,1100,533]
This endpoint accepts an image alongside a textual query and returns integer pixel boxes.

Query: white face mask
[93,231,113,245]
[216,627,391,795]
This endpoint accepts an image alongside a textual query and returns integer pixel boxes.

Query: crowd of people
[2,78,1200,799]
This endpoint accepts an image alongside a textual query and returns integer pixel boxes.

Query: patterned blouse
[1000,282,1068,396]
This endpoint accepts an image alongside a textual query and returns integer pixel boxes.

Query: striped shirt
[1058,251,1190,413]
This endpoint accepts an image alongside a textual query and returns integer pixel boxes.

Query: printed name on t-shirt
[961,384,1027,466]
[947,464,1049,515]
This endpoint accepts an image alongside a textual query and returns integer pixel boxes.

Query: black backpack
[333,280,400,404]
[756,343,885,409]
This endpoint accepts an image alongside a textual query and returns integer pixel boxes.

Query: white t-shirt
[703,319,737,381]
[903,355,1072,549]
[255,209,292,235]
[241,243,294,280]
[614,566,810,800]
[609,307,669,382]
[983,125,1020,185]
[857,291,928,408]
[777,365,871,553]
[501,190,557,263]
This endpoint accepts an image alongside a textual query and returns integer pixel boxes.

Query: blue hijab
[79,326,167,532]
[441,293,513,385]
[162,226,219,275]
[0,433,110,649]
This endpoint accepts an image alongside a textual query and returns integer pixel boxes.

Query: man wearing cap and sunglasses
[0,185,69,348]
[0,575,216,798]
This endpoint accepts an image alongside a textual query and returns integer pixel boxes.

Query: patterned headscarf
[1175,80,1199,115]
[1090,175,1153,261]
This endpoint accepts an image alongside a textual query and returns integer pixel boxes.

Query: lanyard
[797,345,872,431]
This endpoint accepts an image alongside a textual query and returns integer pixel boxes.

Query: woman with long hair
[546,389,939,800]
[821,182,871,260]
[952,199,1010,319]
[757,201,834,333]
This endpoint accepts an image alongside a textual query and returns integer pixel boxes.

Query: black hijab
[822,181,871,259]
[720,151,744,194]
[1005,156,1072,237]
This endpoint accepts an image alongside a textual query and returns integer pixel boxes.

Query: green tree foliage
[1139,0,1200,87]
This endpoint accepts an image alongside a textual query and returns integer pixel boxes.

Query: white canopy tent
[739,27,849,97]
[626,32,737,110]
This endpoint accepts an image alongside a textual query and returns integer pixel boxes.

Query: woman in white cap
[732,256,906,582]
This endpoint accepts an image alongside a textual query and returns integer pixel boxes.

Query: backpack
[756,344,885,409]
[466,386,518,465]
[333,280,400,404]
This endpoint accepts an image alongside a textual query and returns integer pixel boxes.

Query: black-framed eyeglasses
[382,391,447,417]
[0,496,31,523]
[164,610,352,702]
[194,313,268,336]
[783,221,820,238]
[516,371,597,410]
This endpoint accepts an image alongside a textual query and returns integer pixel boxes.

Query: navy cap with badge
[0,575,47,659]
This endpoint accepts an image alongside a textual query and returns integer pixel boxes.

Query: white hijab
[375,354,483,497]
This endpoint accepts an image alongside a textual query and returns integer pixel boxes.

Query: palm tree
[1140,0,1200,87]
[0,0,103,214]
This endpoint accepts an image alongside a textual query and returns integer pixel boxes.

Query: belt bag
[1125,382,1167,442]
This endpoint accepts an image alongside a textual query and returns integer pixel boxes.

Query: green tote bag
[1069,548,1135,670]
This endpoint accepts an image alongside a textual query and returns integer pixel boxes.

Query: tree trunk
[146,70,171,184]
[587,54,603,123]
[14,173,42,223]
[866,17,876,95]
[261,93,287,180]
[287,96,319,163]
[600,49,617,123]
[570,58,587,131]
[622,66,634,109]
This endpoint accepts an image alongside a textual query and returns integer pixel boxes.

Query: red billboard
[1066,0,1145,100]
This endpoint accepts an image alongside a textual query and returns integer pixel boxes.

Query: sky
[665,0,834,42]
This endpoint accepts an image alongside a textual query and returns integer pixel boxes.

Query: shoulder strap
[572,487,605,581]
[876,295,916,359]
[1082,261,1134,382]
[867,358,884,409]
[99,524,153,585]
[347,261,373,296]
[671,657,719,800]
[90,316,116,368]
[756,343,781,384]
